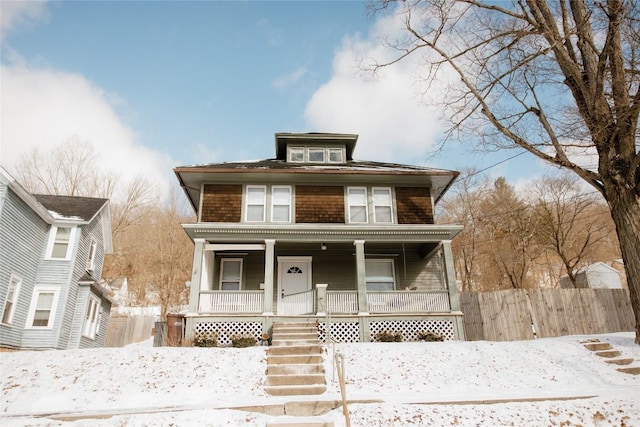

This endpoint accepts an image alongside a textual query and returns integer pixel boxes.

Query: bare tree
[530,173,613,287]
[371,0,640,342]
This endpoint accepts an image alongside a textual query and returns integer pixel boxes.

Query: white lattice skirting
[194,321,262,346]
[369,319,455,341]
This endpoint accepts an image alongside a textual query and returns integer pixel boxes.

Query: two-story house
[174,132,464,344]
[0,166,114,350]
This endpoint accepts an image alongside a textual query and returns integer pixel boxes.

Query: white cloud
[0,0,50,42]
[0,63,174,201]
[305,11,450,165]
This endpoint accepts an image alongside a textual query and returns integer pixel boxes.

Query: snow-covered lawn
[2,333,639,426]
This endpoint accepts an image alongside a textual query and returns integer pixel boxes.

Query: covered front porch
[182,224,465,343]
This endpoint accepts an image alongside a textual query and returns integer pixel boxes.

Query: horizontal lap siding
[295,186,345,223]
[396,187,434,224]
[0,187,49,348]
[201,184,242,222]
[397,252,444,290]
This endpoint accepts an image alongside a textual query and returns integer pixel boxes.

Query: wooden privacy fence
[460,289,635,341]
[104,316,156,347]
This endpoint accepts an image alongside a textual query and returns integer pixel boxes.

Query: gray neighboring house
[0,166,114,350]
[559,261,624,289]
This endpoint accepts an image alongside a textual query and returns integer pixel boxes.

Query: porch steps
[265,322,326,396]
[581,338,640,375]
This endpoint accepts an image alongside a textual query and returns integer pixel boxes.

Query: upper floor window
[347,187,368,223]
[271,186,292,222]
[287,146,345,164]
[373,188,393,223]
[245,186,266,222]
[26,286,60,329]
[86,238,97,272]
[1,274,22,326]
[46,226,76,260]
[347,187,394,224]
[220,259,243,290]
[82,295,101,339]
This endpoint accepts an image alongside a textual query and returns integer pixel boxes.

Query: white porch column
[188,239,206,313]
[263,239,275,315]
[354,240,369,314]
[441,239,466,339]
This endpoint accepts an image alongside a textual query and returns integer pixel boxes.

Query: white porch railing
[279,289,316,315]
[327,291,358,314]
[198,290,264,313]
[367,291,451,313]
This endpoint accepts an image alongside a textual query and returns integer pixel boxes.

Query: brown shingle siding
[396,187,434,224]
[201,184,242,222]
[295,185,345,223]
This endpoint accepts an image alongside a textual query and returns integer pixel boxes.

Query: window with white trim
[82,295,101,339]
[372,187,393,223]
[365,259,396,291]
[86,238,97,272]
[219,259,243,290]
[26,286,60,328]
[46,226,76,259]
[289,147,304,163]
[245,186,266,222]
[308,147,325,163]
[271,186,292,222]
[1,274,21,325]
[347,187,368,223]
[328,148,344,163]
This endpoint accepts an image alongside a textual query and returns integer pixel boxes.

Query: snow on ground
[1,333,639,426]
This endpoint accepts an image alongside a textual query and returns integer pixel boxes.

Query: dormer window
[287,146,345,164]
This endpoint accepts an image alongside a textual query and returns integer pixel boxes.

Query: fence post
[316,284,328,315]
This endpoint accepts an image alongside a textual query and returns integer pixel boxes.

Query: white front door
[277,257,312,314]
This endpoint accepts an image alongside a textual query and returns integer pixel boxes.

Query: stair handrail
[324,310,350,427]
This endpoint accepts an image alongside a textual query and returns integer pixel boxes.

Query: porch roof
[181,222,463,243]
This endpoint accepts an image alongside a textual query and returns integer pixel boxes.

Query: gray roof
[34,194,108,223]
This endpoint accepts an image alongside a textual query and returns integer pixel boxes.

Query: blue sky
[1,0,545,201]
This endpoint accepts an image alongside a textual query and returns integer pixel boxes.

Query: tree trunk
[606,186,640,344]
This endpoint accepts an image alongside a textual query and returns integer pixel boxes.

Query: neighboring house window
[347,187,368,223]
[271,186,292,222]
[372,188,393,223]
[365,259,396,291]
[328,148,344,163]
[82,296,101,339]
[26,286,60,328]
[219,259,243,290]
[289,147,304,162]
[46,226,76,259]
[1,274,22,325]
[245,186,266,222]
[86,238,97,272]
[308,147,325,163]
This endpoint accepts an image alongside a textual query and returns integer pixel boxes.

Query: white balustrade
[198,291,264,313]
[367,291,451,313]
[326,291,358,314]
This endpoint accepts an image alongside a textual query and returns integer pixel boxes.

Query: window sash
[47,226,75,259]
[308,148,325,163]
[348,187,368,223]
[328,148,343,163]
[83,297,101,339]
[1,275,21,325]
[219,259,243,290]
[28,288,59,328]
[365,260,395,291]
[271,186,291,222]
[86,239,97,271]
[372,188,393,223]
[245,186,266,222]
[289,147,304,162]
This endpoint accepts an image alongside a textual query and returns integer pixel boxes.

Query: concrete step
[605,358,634,366]
[272,332,319,341]
[596,350,622,358]
[267,355,324,365]
[617,366,640,375]
[267,364,325,375]
[268,345,322,356]
[265,384,327,396]
[265,374,326,386]
[273,339,320,346]
[583,342,613,351]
